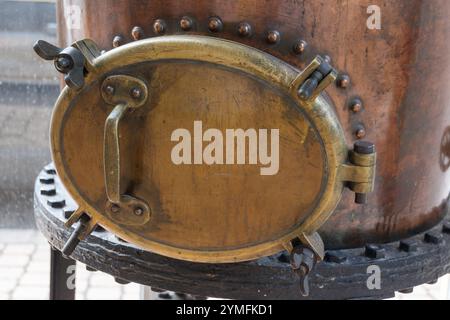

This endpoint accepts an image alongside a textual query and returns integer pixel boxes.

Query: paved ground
[0,229,449,300]
[0,230,140,300]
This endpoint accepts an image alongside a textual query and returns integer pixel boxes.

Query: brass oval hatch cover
[49,36,361,263]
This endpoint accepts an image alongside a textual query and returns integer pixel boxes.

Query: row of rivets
[113,21,360,138]
[113,18,310,54]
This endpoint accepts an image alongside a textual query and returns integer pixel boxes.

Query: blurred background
[0,0,448,300]
[0,0,58,228]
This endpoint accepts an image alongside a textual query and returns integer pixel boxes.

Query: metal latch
[290,55,338,102]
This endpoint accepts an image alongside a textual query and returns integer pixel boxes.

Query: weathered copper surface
[56,0,450,248]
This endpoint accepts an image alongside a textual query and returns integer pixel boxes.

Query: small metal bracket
[62,208,97,257]
[340,141,377,204]
[102,75,151,226]
[290,55,338,102]
[284,231,324,297]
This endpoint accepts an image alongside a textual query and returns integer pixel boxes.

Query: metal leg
[50,247,76,300]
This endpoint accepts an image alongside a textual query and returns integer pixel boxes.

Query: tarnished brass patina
[46,35,375,263]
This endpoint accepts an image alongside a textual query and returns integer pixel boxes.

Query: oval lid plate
[51,36,349,263]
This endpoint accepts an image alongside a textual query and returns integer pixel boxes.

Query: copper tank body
[56,0,450,249]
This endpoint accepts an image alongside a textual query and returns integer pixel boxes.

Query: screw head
[237,22,252,37]
[208,16,223,32]
[293,40,308,54]
[111,204,120,213]
[355,126,366,139]
[180,16,193,31]
[131,26,144,40]
[350,98,363,113]
[104,85,115,95]
[267,30,281,44]
[153,19,166,35]
[131,87,142,99]
[337,74,350,88]
[134,207,144,216]
[112,35,124,48]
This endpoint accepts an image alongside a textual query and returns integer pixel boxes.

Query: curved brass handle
[102,75,151,225]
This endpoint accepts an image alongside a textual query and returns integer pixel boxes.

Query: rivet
[131,26,144,40]
[180,16,193,31]
[208,16,223,32]
[111,204,120,213]
[47,198,66,209]
[112,35,124,48]
[134,207,144,216]
[424,231,443,244]
[324,251,347,263]
[266,30,280,44]
[293,40,308,54]
[337,74,350,88]
[153,19,166,35]
[40,187,56,196]
[350,98,363,113]
[399,239,418,252]
[237,22,252,37]
[131,87,142,99]
[104,85,115,95]
[364,244,385,259]
[355,125,366,139]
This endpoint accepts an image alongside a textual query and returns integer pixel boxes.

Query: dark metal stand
[35,165,450,300]
[50,247,76,300]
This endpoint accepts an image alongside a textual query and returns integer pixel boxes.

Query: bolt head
[111,204,120,213]
[208,17,223,32]
[153,19,166,34]
[104,85,115,95]
[267,30,280,44]
[134,207,144,216]
[237,22,252,37]
[180,16,193,31]
[131,88,142,99]
[131,26,144,40]
[293,40,308,54]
